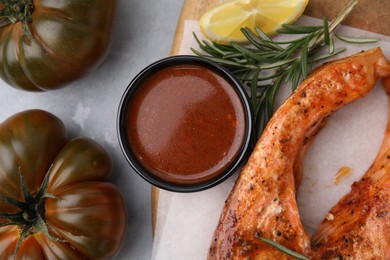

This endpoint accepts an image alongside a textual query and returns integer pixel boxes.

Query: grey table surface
[0,0,185,259]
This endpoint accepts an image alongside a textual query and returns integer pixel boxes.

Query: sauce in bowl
[118,56,251,192]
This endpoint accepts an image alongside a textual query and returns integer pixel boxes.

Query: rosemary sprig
[192,0,375,146]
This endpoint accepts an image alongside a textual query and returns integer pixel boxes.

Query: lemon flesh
[200,0,309,44]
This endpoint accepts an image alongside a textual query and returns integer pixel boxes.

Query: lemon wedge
[199,0,309,44]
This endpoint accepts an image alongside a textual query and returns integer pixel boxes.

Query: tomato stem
[0,0,33,37]
[0,165,63,257]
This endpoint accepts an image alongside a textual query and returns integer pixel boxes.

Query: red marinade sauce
[126,64,246,185]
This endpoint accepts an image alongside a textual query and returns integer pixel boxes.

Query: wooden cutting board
[152,0,390,233]
[169,0,389,55]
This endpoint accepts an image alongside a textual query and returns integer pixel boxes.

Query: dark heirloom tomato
[0,110,127,259]
[0,0,116,91]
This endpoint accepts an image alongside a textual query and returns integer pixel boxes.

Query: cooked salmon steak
[208,48,390,259]
[311,79,390,258]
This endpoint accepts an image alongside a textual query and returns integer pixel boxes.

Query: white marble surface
[0,0,184,259]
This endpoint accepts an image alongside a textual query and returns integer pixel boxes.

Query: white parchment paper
[152,16,390,259]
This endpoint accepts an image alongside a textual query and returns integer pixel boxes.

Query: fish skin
[208,48,390,259]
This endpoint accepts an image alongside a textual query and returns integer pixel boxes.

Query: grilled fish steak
[208,48,390,259]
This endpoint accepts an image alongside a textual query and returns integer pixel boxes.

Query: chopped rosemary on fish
[191,0,376,146]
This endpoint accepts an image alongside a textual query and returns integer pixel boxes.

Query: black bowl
[117,55,252,192]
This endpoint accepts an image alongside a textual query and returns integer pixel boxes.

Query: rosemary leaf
[307,32,320,50]
[335,34,378,43]
[223,52,244,59]
[286,61,299,83]
[241,27,273,51]
[254,27,284,51]
[267,35,313,45]
[251,69,260,111]
[329,33,335,54]
[259,237,310,260]
[251,69,261,144]
[193,33,214,54]
[301,38,309,79]
[267,74,285,117]
[231,42,268,62]
[276,39,304,59]
[213,41,236,52]
[308,47,346,63]
[275,29,303,35]
[279,24,323,34]
[259,58,296,70]
[291,64,302,90]
[202,40,226,56]
[323,17,330,45]
[258,70,285,81]
[255,90,268,139]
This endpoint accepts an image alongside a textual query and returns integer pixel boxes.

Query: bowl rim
[117,55,252,192]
